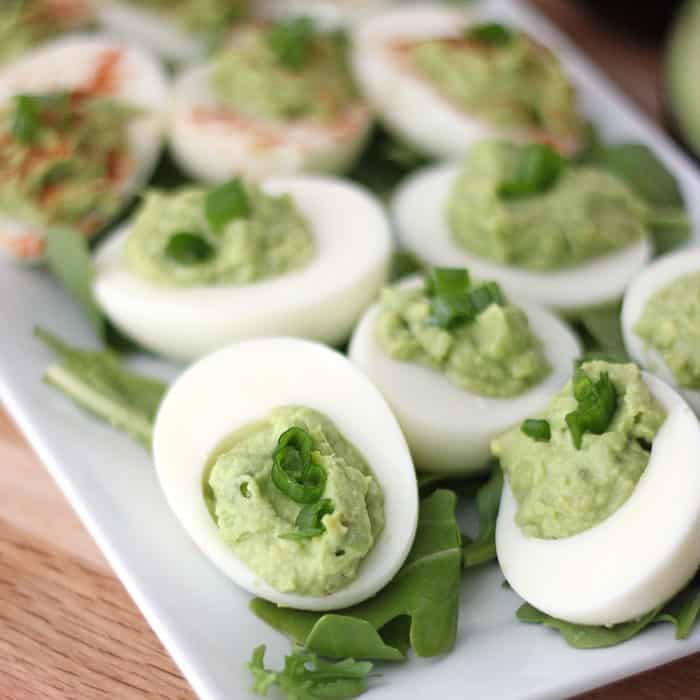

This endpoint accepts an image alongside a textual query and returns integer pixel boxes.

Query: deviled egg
[0,35,167,262]
[0,0,94,66]
[351,3,583,159]
[392,141,653,313]
[348,268,581,473]
[169,17,372,182]
[258,0,395,29]
[96,0,248,64]
[495,361,700,625]
[622,248,700,413]
[94,176,392,360]
[153,337,418,610]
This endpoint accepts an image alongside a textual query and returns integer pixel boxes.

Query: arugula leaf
[251,490,462,660]
[579,141,689,254]
[655,581,700,639]
[45,226,105,338]
[575,303,629,358]
[462,466,503,568]
[248,645,372,699]
[516,603,662,649]
[36,327,166,446]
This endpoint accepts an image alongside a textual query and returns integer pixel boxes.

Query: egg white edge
[152,336,419,611]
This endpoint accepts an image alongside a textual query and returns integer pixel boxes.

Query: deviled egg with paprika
[0,35,167,262]
[153,337,418,609]
[96,0,249,64]
[348,267,581,473]
[495,361,700,625]
[351,3,583,159]
[622,248,700,414]
[392,141,653,313]
[169,17,372,182]
[1,0,94,66]
[94,176,391,360]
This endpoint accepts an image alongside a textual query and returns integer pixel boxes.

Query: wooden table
[2,2,699,698]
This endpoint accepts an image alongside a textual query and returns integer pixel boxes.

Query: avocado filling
[0,78,135,238]
[492,361,666,539]
[205,406,384,596]
[210,21,358,124]
[635,270,700,389]
[404,26,581,149]
[124,180,315,286]
[375,270,550,398]
[120,0,248,35]
[448,141,650,270]
[0,0,93,65]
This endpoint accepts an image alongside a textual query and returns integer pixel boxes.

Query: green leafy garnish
[575,303,629,358]
[565,369,618,449]
[12,94,41,143]
[205,178,251,233]
[462,467,503,568]
[389,250,423,282]
[45,226,105,339]
[267,16,316,70]
[281,499,335,540]
[467,22,514,46]
[35,328,167,446]
[164,232,215,265]
[248,645,372,699]
[469,281,505,313]
[498,143,566,199]
[272,427,327,504]
[520,419,551,443]
[656,581,700,639]
[251,489,462,660]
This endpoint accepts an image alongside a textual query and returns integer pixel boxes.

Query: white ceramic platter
[2,1,700,698]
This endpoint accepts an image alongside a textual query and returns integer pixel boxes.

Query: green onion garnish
[164,232,215,265]
[205,178,251,234]
[13,94,41,144]
[498,143,566,200]
[467,22,514,47]
[565,369,618,449]
[520,419,551,442]
[267,16,316,70]
[469,281,505,313]
[271,427,327,504]
[280,498,335,540]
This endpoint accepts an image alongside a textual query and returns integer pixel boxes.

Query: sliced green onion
[164,232,215,265]
[565,369,618,449]
[279,498,335,540]
[498,143,566,200]
[467,22,514,47]
[469,281,505,313]
[267,16,316,70]
[13,94,41,143]
[271,427,327,504]
[424,267,470,298]
[205,178,251,234]
[520,419,551,442]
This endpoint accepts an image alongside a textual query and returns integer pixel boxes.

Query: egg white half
[351,3,581,159]
[257,0,397,29]
[153,337,418,610]
[94,176,392,360]
[0,35,168,262]
[169,57,372,183]
[622,248,700,413]
[96,1,205,64]
[497,372,700,626]
[392,163,653,313]
[348,279,582,473]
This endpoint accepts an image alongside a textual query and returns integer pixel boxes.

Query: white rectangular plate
[2,2,700,699]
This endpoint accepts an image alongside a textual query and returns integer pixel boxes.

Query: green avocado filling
[492,361,666,539]
[210,20,357,124]
[124,180,314,286]
[0,90,135,237]
[375,269,550,398]
[407,25,582,148]
[0,0,93,65]
[206,406,384,597]
[448,141,650,270]
[635,270,700,389]
[121,0,248,35]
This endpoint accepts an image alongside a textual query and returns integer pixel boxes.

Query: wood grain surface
[2,2,699,698]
